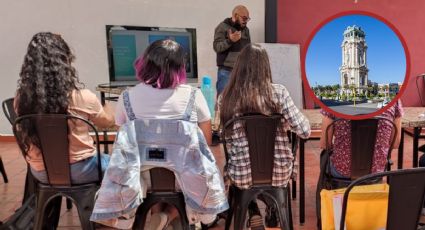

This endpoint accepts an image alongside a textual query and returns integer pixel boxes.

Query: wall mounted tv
[106,25,198,83]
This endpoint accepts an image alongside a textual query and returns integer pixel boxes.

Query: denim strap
[123,90,136,121]
[183,88,196,121]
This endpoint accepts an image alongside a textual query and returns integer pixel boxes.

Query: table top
[401,107,425,128]
[302,107,425,130]
[301,109,322,130]
[96,86,127,95]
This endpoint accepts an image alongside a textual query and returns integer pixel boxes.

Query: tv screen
[106,25,198,83]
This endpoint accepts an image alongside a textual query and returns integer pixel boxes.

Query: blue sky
[306,14,406,86]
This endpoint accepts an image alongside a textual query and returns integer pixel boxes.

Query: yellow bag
[321,183,389,230]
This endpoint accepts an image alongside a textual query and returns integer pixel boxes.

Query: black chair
[13,114,103,230]
[0,156,7,184]
[3,97,37,206]
[319,117,397,188]
[2,98,17,125]
[0,98,15,183]
[222,114,293,230]
[288,131,298,201]
[339,167,425,230]
[3,97,73,209]
[133,168,191,230]
[316,117,397,228]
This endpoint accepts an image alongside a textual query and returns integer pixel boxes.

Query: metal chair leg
[0,157,8,183]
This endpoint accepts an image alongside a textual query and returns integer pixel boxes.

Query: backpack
[0,195,35,230]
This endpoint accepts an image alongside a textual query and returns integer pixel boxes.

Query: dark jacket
[213,18,251,70]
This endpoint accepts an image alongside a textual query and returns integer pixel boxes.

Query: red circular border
[302,11,410,120]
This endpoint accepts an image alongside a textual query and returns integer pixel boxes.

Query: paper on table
[333,194,346,230]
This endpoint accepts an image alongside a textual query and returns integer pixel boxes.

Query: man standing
[213,5,251,95]
[212,7,269,229]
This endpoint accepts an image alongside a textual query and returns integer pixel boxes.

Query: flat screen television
[106,25,198,85]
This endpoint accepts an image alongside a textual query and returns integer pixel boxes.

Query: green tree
[383,85,389,98]
[332,84,340,98]
[367,86,374,98]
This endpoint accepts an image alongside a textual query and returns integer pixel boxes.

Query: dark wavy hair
[134,39,186,89]
[16,32,82,152]
[220,43,281,126]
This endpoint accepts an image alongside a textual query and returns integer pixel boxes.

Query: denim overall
[91,88,228,228]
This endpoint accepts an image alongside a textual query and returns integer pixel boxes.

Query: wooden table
[297,107,425,224]
[96,86,128,153]
[398,107,425,168]
[298,109,321,225]
[96,86,127,105]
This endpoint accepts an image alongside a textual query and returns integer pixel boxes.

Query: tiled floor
[0,135,421,229]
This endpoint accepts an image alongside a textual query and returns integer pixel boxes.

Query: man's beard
[234,19,246,30]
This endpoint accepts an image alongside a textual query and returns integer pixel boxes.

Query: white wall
[259,43,303,108]
[0,0,265,134]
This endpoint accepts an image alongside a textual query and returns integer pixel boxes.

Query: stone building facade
[340,25,369,94]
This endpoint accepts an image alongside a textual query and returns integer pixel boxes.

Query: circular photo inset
[305,13,408,119]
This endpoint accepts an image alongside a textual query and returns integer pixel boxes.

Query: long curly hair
[220,43,281,126]
[16,32,82,152]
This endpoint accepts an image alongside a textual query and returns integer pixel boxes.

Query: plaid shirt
[221,84,311,189]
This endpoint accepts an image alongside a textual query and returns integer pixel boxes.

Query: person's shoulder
[176,84,194,90]
[74,88,97,101]
[320,109,335,119]
[77,88,93,94]
[216,18,232,29]
[126,82,155,94]
[383,99,404,117]
[272,83,286,89]
[384,99,402,110]
[222,17,232,25]
[271,83,288,94]
[70,89,100,108]
[131,82,147,90]
[176,84,202,94]
[395,99,403,108]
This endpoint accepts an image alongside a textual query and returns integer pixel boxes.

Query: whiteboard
[258,43,303,108]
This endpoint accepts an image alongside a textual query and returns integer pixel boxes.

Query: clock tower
[340,25,369,94]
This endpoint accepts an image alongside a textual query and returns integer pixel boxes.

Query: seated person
[112,39,227,229]
[319,101,403,179]
[218,43,311,229]
[15,32,115,184]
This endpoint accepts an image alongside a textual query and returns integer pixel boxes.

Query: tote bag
[321,183,389,230]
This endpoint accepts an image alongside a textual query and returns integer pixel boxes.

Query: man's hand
[228,29,241,43]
